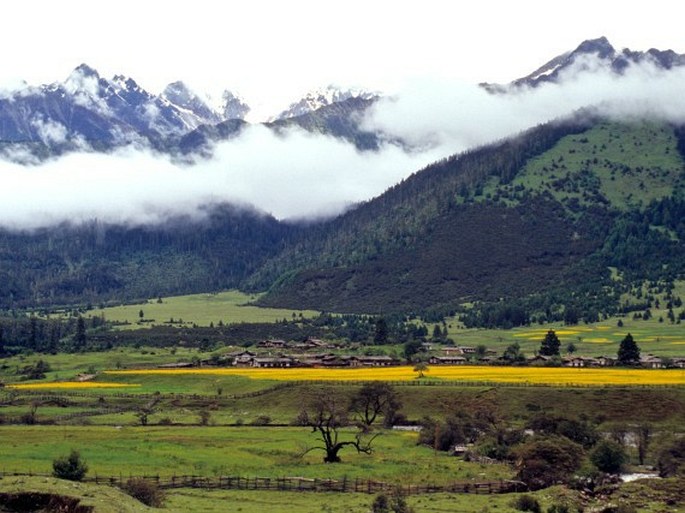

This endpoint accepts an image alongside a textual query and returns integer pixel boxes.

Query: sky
[1,0,685,226]
[2,0,684,111]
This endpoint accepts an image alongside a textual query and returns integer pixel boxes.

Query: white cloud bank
[0,127,441,229]
[1,57,685,229]
[364,57,685,154]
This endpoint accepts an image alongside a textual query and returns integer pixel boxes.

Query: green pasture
[164,488,533,513]
[0,346,206,382]
[2,476,682,513]
[446,318,685,358]
[164,483,685,513]
[0,425,512,484]
[87,290,319,329]
[512,122,684,211]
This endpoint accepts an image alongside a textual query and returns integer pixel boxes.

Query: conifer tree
[617,333,640,364]
[539,329,561,356]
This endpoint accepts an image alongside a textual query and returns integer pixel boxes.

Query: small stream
[620,472,660,482]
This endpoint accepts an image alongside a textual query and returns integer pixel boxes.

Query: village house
[257,339,288,349]
[290,337,331,350]
[356,355,397,367]
[595,355,615,367]
[562,356,599,367]
[251,357,295,368]
[286,353,333,367]
[224,350,257,366]
[640,354,665,369]
[527,355,552,365]
[429,355,467,365]
[442,346,476,356]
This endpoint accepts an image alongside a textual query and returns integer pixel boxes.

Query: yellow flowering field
[104,366,685,387]
[6,382,141,390]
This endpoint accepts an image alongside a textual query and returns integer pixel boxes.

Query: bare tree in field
[350,382,401,428]
[298,392,378,463]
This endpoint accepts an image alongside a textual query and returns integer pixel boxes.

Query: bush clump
[52,450,88,481]
[512,494,541,513]
[121,478,165,507]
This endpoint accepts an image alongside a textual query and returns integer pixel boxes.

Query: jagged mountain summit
[160,81,224,128]
[0,64,248,158]
[219,91,251,121]
[0,67,380,161]
[502,36,685,89]
[271,85,378,121]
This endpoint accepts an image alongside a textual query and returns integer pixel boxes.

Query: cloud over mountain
[1,41,685,229]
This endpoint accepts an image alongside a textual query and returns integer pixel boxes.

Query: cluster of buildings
[159,338,685,370]
[240,338,399,367]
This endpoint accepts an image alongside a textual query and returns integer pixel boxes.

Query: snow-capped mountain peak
[504,37,685,89]
[220,90,251,120]
[160,81,223,129]
[272,85,378,121]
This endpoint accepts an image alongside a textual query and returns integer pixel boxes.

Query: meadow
[81,290,319,329]
[0,425,512,484]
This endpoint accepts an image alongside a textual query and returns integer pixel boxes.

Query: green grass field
[0,425,512,484]
[84,290,319,329]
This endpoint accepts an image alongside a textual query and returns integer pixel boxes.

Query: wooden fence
[0,472,526,496]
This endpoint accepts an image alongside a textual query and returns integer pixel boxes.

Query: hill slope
[0,205,299,310]
[252,115,685,317]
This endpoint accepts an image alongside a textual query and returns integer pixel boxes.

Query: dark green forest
[0,204,299,310]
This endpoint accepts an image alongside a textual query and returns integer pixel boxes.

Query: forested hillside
[0,205,299,310]
[254,115,685,320]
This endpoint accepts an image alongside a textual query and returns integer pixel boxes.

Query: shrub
[198,410,211,426]
[596,505,637,513]
[52,450,88,481]
[513,436,585,490]
[251,415,272,426]
[372,493,390,513]
[547,504,571,513]
[590,440,627,473]
[122,478,165,507]
[512,494,541,513]
[657,438,685,477]
[371,490,414,513]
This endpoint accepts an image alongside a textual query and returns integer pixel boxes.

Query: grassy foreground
[0,476,154,513]
[2,476,684,513]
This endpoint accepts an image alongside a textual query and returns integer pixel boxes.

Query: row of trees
[0,315,89,355]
